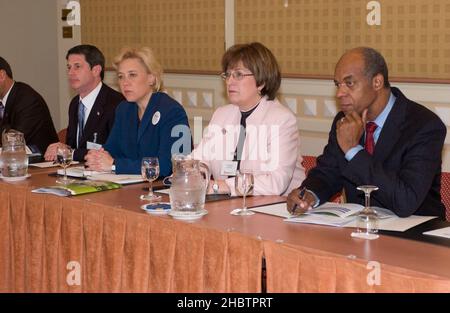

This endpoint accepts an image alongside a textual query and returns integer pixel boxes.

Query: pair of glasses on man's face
[220,71,254,81]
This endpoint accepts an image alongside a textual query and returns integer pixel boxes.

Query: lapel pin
[152,111,161,125]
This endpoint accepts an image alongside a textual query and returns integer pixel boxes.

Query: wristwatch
[212,182,219,194]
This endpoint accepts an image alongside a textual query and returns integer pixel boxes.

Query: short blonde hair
[113,47,164,92]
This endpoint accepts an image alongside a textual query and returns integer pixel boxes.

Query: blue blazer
[104,92,190,176]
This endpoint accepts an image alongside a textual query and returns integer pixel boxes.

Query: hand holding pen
[286,186,315,215]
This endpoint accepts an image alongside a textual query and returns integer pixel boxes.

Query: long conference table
[0,166,449,293]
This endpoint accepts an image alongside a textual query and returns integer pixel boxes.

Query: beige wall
[3,0,450,171]
[56,0,81,130]
[0,0,80,131]
[104,72,450,171]
[0,0,60,129]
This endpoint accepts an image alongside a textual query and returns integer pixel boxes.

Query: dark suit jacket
[104,92,190,175]
[0,82,58,153]
[66,83,124,161]
[302,87,446,218]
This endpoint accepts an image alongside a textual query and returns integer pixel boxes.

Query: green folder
[32,180,121,197]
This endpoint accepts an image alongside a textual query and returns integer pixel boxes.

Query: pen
[291,187,306,215]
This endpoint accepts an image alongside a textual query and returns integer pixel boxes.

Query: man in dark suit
[287,47,446,218]
[44,45,124,162]
[0,57,58,154]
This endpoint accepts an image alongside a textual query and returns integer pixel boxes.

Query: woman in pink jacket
[192,42,305,196]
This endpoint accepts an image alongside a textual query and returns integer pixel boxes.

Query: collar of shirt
[371,91,396,144]
[0,81,15,108]
[79,82,102,121]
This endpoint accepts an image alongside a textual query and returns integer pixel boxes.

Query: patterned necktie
[365,121,378,155]
[77,100,85,148]
[0,101,4,120]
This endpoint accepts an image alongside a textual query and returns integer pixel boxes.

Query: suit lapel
[138,92,160,142]
[83,85,106,141]
[373,92,406,162]
[3,83,18,121]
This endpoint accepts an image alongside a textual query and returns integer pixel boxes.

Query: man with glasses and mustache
[287,47,446,219]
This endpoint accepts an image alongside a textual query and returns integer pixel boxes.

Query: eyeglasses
[220,71,254,81]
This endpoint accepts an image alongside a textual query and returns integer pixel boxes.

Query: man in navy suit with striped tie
[287,47,446,218]
[44,45,124,162]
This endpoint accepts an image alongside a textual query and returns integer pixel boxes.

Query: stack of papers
[86,173,144,185]
[56,166,144,185]
[57,166,87,177]
[29,161,80,168]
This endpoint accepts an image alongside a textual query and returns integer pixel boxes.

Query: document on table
[249,202,437,232]
[344,215,436,232]
[423,227,450,239]
[250,202,291,218]
[30,161,79,168]
[86,173,144,185]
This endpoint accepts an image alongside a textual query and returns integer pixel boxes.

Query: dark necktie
[0,101,4,121]
[78,100,85,148]
[365,121,378,155]
[233,105,259,171]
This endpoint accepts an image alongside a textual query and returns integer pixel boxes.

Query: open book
[250,202,436,231]
[288,202,396,226]
[31,180,121,197]
[251,202,396,227]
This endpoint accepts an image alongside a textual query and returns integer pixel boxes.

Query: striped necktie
[0,101,4,120]
[365,122,378,155]
[77,100,85,148]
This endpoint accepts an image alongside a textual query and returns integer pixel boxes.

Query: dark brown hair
[0,56,13,79]
[66,44,105,80]
[221,42,281,100]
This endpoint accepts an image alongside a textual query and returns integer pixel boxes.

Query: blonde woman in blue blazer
[84,47,190,176]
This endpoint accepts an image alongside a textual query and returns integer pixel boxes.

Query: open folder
[250,202,436,232]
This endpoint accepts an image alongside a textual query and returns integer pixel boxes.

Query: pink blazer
[192,96,305,196]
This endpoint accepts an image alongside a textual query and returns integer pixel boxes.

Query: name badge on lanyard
[221,161,238,176]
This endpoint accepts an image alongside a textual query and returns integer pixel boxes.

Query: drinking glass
[56,146,74,185]
[355,185,379,235]
[230,171,255,216]
[140,157,161,201]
